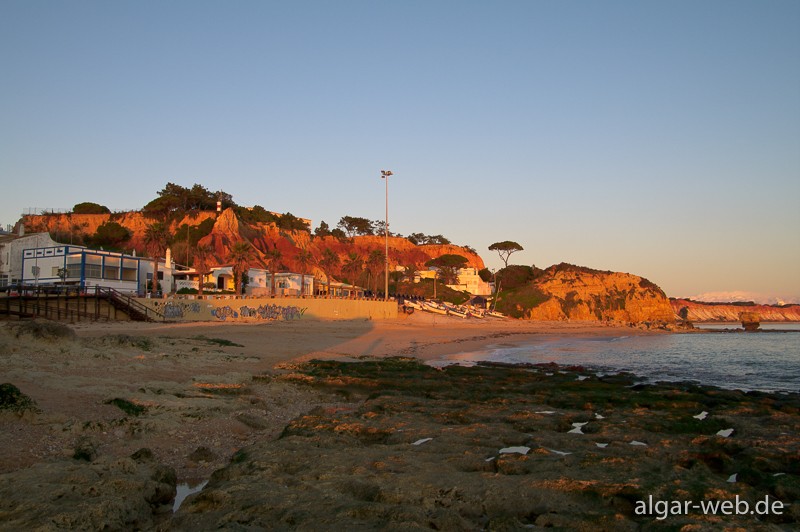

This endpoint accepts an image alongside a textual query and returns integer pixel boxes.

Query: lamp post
[380,170,393,301]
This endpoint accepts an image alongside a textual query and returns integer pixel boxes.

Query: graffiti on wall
[146,299,308,321]
[153,301,202,319]
[210,304,307,321]
[239,304,307,320]
[211,305,238,321]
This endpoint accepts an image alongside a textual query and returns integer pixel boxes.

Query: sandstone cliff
[18,210,483,282]
[499,264,676,324]
[670,299,800,322]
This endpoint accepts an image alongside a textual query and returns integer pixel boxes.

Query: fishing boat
[422,301,449,315]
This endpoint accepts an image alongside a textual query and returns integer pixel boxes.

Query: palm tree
[317,247,340,298]
[144,222,170,297]
[366,249,385,294]
[342,252,363,298]
[228,241,254,296]
[296,249,313,297]
[193,244,213,297]
[265,245,283,297]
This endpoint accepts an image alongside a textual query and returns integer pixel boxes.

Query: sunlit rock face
[20,209,484,276]
[521,264,676,324]
[671,299,800,322]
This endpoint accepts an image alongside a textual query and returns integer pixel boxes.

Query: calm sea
[432,324,800,394]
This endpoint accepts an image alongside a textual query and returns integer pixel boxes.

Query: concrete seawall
[136,296,398,322]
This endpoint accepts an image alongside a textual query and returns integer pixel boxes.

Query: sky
[1,1,798,303]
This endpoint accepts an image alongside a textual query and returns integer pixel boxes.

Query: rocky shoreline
[4,361,799,529]
[0,319,797,529]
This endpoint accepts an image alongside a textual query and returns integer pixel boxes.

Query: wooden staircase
[1,287,164,322]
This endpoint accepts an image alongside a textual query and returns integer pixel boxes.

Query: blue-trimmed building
[20,245,173,295]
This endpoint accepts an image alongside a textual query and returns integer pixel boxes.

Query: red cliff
[671,299,800,322]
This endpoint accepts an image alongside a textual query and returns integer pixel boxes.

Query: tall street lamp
[380,170,393,301]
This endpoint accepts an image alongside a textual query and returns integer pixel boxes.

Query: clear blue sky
[2,1,798,302]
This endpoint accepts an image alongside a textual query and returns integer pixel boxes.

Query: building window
[103,266,119,280]
[85,264,102,279]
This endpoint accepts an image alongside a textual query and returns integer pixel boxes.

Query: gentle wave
[432,331,800,393]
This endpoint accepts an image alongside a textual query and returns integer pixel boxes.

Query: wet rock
[6,319,76,342]
[0,383,40,414]
[0,454,176,530]
[72,436,98,462]
[168,359,799,529]
[188,446,217,463]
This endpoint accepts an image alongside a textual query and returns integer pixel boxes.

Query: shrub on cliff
[87,221,131,250]
[546,262,610,276]
[495,265,544,289]
[394,280,470,305]
[72,202,110,214]
[495,285,550,318]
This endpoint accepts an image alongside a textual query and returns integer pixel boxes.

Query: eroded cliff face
[671,299,800,322]
[19,211,218,253]
[18,210,482,277]
[352,235,485,270]
[520,265,676,324]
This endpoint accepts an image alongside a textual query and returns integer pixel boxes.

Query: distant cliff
[671,299,800,322]
[497,264,676,324]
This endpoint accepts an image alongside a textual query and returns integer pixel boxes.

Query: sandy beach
[72,312,651,364]
[1,315,796,530]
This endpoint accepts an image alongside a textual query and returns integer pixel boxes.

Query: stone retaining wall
[135,296,397,322]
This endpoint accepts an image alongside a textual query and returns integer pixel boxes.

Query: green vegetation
[547,262,610,276]
[87,221,131,250]
[72,202,111,214]
[175,218,216,247]
[425,254,468,284]
[495,284,550,318]
[142,182,234,221]
[394,279,470,305]
[177,287,199,294]
[144,222,170,297]
[407,233,451,245]
[0,383,40,414]
[105,397,147,416]
[101,334,153,351]
[338,216,375,237]
[194,335,245,347]
[237,206,309,231]
[495,265,543,289]
[314,220,347,240]
[8,320,76,342]
[488,240,524,268]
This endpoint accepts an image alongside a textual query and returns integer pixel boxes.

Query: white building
[448,267,493,296]
[0,232,63,287]
[413,267,493,296]
[176,267,316,297]
[1,230,179,295]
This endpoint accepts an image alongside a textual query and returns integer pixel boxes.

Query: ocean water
[432,326,800,394]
